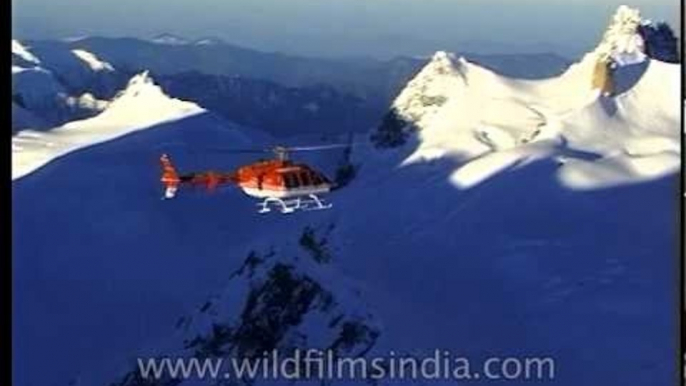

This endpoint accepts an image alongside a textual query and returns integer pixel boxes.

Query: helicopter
[159,144,351,214]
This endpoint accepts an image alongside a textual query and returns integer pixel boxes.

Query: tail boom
[160,154,237,199]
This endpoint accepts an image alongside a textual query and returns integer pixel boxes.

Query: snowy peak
[114,70,164,100]
[421,50,470,78]
[426,51,457,73]
[594,5,679,65]
[370,50,470,147]
[124,70,154,89]
[149,33,189,45]
[370,4,680,188]
[565,6,678,96]
[594,5,646,65]
[101,71,203,122]
[12,71,205,179]
[107,229,380,386]
[394,50,468,114]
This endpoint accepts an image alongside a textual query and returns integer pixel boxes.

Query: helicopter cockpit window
[299,172,311,186]
[284,173,299,188]
[312,174,323,185]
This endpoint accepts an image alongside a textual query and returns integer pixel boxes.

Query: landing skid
[257,194,333,214]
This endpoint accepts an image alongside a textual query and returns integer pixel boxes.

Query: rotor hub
[273,146,289,161]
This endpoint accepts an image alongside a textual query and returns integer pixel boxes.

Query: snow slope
[72,49,116,72]
[12,72,204,180]
[391,52,680,190]
[557,59,680,189]
[376,6,679,192]
[12,39,40,65]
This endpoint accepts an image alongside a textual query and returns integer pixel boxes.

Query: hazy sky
[11,0,680,59]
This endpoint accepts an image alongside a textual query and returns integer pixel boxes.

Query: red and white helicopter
[160,144,350,214]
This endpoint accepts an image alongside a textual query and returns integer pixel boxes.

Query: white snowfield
[394,45,679,191]
[12,72,204,180]
[12,39,41,65]
[71,49,115,72]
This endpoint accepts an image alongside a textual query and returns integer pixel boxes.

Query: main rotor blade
[285,144,354,152]
[192,147,271,154]
[175,142,363,155]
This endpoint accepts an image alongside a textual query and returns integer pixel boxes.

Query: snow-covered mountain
[12,38,394,137]
[371,5,679,190]
[11,39,128,131]
[29,35,414,99]
[13,39,126,97]
[12,34,581,137]
[12,5,680,386]
[13,72,205,179]
[594,5,679,65]
[20,35,574,105]
[108,231,382,386]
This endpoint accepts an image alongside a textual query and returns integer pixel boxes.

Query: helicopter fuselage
[234,159,333,198]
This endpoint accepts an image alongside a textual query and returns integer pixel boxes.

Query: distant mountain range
[12,35,580,137]
[12,7,677,139]
[154,72,382,137]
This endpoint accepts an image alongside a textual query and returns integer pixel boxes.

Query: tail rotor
[160,154,180,199]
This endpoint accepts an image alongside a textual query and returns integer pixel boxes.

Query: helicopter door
[257,173,264,190]
[284,173,299,189]
[299,172,312,187]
